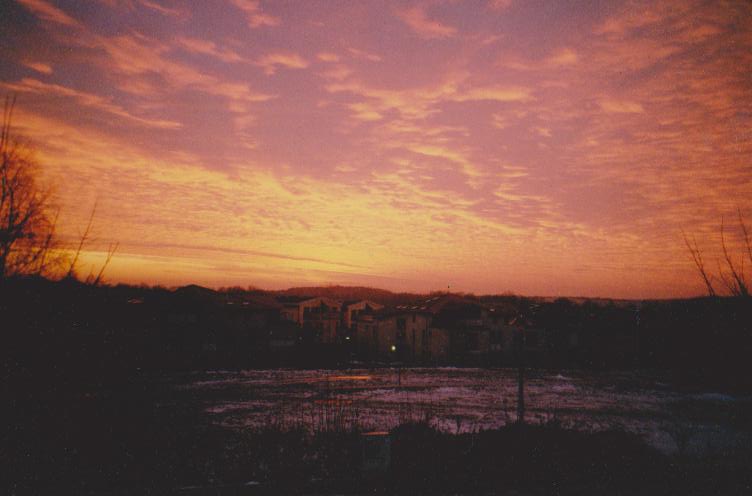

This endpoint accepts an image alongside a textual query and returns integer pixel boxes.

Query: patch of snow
[694,393,735,402]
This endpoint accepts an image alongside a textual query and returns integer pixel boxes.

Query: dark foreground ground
[3,374,752,495]
[3,278,752,493]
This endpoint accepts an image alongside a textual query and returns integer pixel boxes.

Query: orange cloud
[317,52,340,63]
[454,86,533,103]
[16,0,81,27]
[22,61,53,74]
[546,48,578,66]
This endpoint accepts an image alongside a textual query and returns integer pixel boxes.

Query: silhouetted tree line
[272,284,429,306]
[531,296,752,390]
[3,276,752,388]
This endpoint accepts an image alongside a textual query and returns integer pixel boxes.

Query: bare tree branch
[720,217,748,297]
[93,241,119,286]
[33,207,60,275]
[66,201,98,279]
[716,258,737,296]
[682,229,715,297]
[739,208,752,271]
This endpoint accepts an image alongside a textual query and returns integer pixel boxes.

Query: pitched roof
[234,293,283,310]
[345,299,384,310]
[276,295,313,304]
[363,295,487,321]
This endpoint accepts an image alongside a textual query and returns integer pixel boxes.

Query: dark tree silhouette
[0,96,61,278]
[0,96,117,284]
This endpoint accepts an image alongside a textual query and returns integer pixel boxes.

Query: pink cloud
[489,0,512,10]
[138,0,188,19]
[396,5,457,39]
[598,99,644,114]
[256,52,309,75]
[229,0,280,28]
[175,37,244,63]
[1,78,183,128]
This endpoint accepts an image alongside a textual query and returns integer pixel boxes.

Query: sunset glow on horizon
[1,0,750,298]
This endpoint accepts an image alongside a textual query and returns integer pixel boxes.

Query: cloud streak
[16,0,81,27]
[1,78,183,128]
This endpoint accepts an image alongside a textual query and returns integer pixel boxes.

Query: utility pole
[391,344,401,387]
[516,325,525,425]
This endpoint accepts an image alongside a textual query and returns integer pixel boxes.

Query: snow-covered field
[181,367,749,454]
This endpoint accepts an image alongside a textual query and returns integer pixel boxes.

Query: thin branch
[34,207,60,276]
[739,207,752,272]
[682,229,715,297]
[92,241,119,286]
[720,217,748,297]
[716,258,737,296]
[1,95,16,152]
[66,200,98,279]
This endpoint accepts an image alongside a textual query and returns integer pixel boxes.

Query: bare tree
[0,96,61,279]
[1,96,119,284]
[684,210,751,298]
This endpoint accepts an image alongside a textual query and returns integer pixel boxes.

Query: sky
[0,0,750,298]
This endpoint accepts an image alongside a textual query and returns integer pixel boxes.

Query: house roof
[345,299,384,310]
[361,295,487,322]
[232,293,283,310]
[303,296,342,307]
[277,295,343,308]
[276,295,313,304]
[169,284,222,308]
